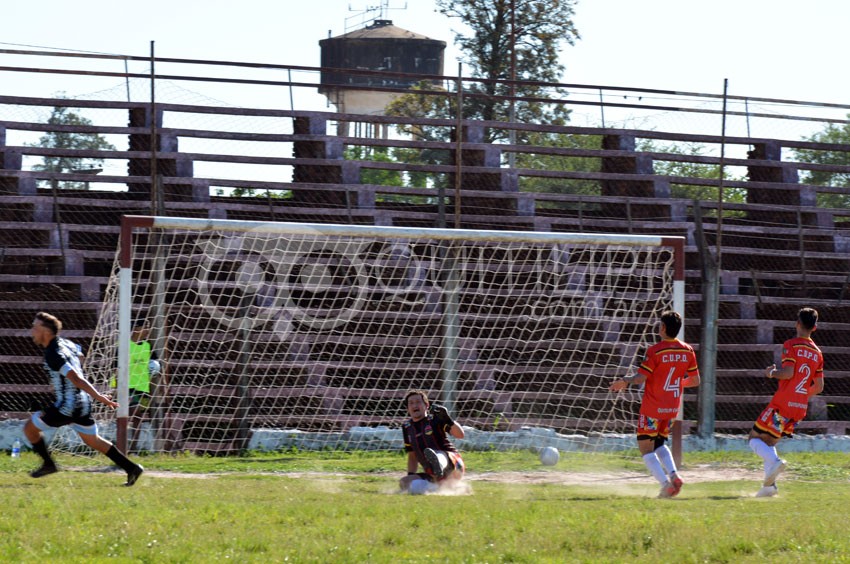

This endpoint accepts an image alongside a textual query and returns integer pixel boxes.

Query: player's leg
[423,448,450,478]
[401,472,438,494]
[407,478,439,495]
[25,408,64,477]
[127,390,146,452]
[73,418,144,486]
[443,452,465,481]
[749,435,786,486]
[653,432,683,496]
[639,442,670,492]
[636,415,670,496]
[749,406,787,487]
[400,472,424,491]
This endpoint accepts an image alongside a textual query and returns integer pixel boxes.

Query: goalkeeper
[399,390,465,493]
[111,320,161,448]
[111,320,161,413]
[127,320,160,415]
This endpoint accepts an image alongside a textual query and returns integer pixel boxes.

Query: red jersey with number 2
[771,336,824,421]
[637,339,699,419]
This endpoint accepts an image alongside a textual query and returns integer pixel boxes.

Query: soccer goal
[82,215,685,457]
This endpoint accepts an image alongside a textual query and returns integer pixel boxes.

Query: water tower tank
[319,20,446,116]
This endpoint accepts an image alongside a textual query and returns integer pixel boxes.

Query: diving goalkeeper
[399,389,465,494]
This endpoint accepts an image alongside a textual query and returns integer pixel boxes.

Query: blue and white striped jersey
[42,337,91,417]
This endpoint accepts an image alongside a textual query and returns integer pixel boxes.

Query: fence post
[694,203,718,439]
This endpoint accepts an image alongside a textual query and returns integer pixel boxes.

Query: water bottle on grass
[11,439,21,459]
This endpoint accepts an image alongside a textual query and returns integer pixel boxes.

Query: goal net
[80,216,684,456]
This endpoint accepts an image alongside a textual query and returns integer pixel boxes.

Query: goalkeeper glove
[430,404,455,429]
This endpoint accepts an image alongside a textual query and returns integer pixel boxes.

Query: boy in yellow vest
[128,321,160,413]
[111,320,161,450]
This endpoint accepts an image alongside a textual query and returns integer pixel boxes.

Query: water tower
[319,18,446,137]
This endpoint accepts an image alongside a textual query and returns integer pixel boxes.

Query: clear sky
[3,0,849,109]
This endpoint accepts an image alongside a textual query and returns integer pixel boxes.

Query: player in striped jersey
[750,307,824,497]
[610,311,700,498]
[23,312,144,486]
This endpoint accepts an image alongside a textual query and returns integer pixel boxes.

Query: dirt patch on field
[469,464,761,486]
[75,464,763,486]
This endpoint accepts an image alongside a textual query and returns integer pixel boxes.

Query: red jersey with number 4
[771,336,824,421]
[636,339,699,419]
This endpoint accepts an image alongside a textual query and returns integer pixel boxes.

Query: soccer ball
[539,446,560,466]
[149,359,161,376]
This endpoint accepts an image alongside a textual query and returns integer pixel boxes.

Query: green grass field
[1,449,849,563]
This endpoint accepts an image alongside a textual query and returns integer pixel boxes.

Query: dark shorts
[32,405,97,435]
[129,389,151,409]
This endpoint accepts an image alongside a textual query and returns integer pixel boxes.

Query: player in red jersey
[610,311,700,498]
[750,307,824,497]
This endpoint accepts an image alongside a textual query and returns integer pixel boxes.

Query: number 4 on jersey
[663,367,680,398]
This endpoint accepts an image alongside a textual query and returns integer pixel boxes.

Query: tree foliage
[28,100,115,190]
[378,1,582,192]
[387,0,580,142]
[438,0,579,85]
[642,140,747,209]
[438,0,579,136]
[792,118,850,208]
[516,132,601,194]
[346,146,404,187]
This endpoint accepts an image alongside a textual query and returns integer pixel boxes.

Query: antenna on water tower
[345,1,408,32]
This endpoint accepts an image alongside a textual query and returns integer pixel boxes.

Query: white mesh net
[79,219,679,455]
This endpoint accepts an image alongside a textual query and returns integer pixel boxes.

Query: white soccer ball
[540,446,560,466]
[148,359,161,376]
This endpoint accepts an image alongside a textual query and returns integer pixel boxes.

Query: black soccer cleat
[30,464,59,478]
[424,448,445,478]
[125,464,144,487]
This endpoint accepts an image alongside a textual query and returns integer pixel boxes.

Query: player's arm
[406,450,419,474]
[683,367,700,388]
[765,363,793,380]
[609,373,647,392]
[65,368,118,409]
[431,404,464,438]
[809,376,824,396]
[683,374,700,388]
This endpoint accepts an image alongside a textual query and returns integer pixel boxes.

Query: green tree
[345,146,403,187]
[29,101,115,190]
[387,0,580,142]
[792,119,850,208]
[517,132,601,195]
[382,82,455,189]
[436,0,580,140]
[642,140,747,217]
[379,1,581,196]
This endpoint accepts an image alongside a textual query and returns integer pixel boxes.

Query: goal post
[87,215,685,458]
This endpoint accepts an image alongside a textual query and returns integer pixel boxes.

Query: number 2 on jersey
[794,364,812,395]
